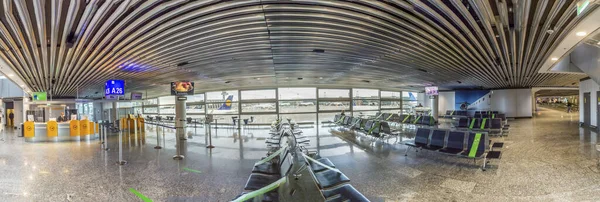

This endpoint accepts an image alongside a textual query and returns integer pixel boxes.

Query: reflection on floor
[0,106,599,201]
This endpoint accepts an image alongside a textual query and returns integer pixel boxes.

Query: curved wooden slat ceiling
[0,0,594,97]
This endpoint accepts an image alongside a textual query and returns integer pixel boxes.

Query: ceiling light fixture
[551,57,558,61]
[319,77,323,79]
[256,78,260,80]
[8,74,14,77]
[576,31,587,36]
[597,41,600,45]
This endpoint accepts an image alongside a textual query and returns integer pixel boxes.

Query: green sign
[577,0,590,15]
[33,92,47,101]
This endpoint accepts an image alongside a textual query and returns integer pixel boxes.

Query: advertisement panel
[171,82,194,96]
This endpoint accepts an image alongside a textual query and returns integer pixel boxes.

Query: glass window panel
[241,89,276,100]
[402,92,418,101]
[278,88,316,100]
[318,112,341,123]
[187,94,205,103]
[353,89,379,99]
[318,89,350,98]
[206,90,239,102]
[133,107,142,115]
[207,102,239,114]
[352,110,378,118]
[279,113,316,124]
[353,100,379,111]
[144,98,158,105]
[381,91,401,99]
[158,96,175,105]
[381,100,401,109]
[279,100,316,113]
[380,109,401,114]
[318,101,350,111]
[118,102,132,108]
[186,104,205,114]
[143,107,158,114]
[241,103,277,113]
[240,114,278,125]
[159,105,175,114]
[210,115,237,124]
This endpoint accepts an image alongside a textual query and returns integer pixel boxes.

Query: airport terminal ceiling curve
[0,0,595,98]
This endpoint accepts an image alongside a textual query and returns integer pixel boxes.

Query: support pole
[173,96,186,160]
[154,122,162,149]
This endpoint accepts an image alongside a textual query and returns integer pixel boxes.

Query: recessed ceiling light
[8,74,14,77]
[256,78,260,80]
[576,31,587,36]
[319,77,323,79]
[20,84,24,87]
[597,41,600,45]
[551,57,558,61]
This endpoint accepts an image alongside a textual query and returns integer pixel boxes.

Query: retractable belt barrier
[254,146,288,166]
[302,153,342,174]
[469,133,482,158]
[233,177,287,202]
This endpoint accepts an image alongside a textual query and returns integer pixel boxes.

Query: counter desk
[24,120,99,142]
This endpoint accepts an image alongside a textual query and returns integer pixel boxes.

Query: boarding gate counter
[23,119,99,142]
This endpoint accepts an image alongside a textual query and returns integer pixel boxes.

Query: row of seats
[373,113,437,126]
[455,117,509,135]
[306,155,370,201]
[444,110,468,117]
[405,128,502,170]
[333,115,396,138]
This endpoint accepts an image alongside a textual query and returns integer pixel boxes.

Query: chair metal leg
[405,147,411,156]
[482,157,487,171]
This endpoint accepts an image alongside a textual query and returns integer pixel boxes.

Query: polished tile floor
[1,106,599,201]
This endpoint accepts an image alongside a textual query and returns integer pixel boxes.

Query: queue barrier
[70,120,80,136]
[80,119,90,136]
[47,121,58,137]
[24,121,35,138]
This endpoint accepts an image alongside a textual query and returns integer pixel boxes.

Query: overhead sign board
[171,81,194,96]
[32,92,47,101]
[425,86,438,96]
[105,80,125,96]
[131,92,143,100]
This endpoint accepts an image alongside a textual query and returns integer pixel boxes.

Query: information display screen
[32,92,47,101]
[425,86,438,96]
[105,80,125,96]
[171,82,194,95]
[131,92,143,100]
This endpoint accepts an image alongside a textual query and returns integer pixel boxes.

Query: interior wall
[13,100,23,128]
[0,78,25,97]
[438,91,455,114]
[579,79,599,126]
[490,89,533,118]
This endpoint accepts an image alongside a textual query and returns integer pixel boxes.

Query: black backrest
[375,112,381,119]
[491,118,502,129]
[446,110,452,115]
[491,111,499,114]
[380,122,391,134]
[364,120,374,131]
[496,113,506,121]
[481,118,491,129]
[446,131,466,150]
[279,153,294,176]
[360,119,368,129]
[399,114,408,123]
[334,115,341,122]
[471,118,481,129]
[466,132,488,155]
[370,121,381,134]
[415,128,431,145]
[430,130,447,148]
[343,116,352,125]
[482,114,490,119]
[458,117,469,128]
[381,113,390,120]
[421,116,432,125]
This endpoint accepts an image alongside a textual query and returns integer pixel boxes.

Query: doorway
[584,92,590,126]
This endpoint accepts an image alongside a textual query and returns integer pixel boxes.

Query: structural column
[430,95,439,120]
[173,96,187,160]
[112,102,118,124]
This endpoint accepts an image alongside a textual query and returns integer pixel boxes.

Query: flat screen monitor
[171,81,194,95]
[425,86,438,96]
[105,80,125,96]
[32,92,47,101]
[131,92,143,100]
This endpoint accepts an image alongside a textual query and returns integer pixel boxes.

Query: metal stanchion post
[206,122,214,148]
[104,124,109,151]
[117,122,127,165]
[154,122,162,149]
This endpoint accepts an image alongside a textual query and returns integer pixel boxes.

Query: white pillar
[430,95,439,119]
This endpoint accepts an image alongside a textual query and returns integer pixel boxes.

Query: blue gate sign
[105,80,125,95]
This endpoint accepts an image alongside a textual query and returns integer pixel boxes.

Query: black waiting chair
[457,117,469,129]
[439,131,467,154]
[458,132,490,169]
[380,122,398,136]
[244,153,294,191]
[252,148,290,175]
[313,169,351,189]
[309,158,336,173]
[405,128,431,155]
[427,129,447,150]
[321,184,370,202]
